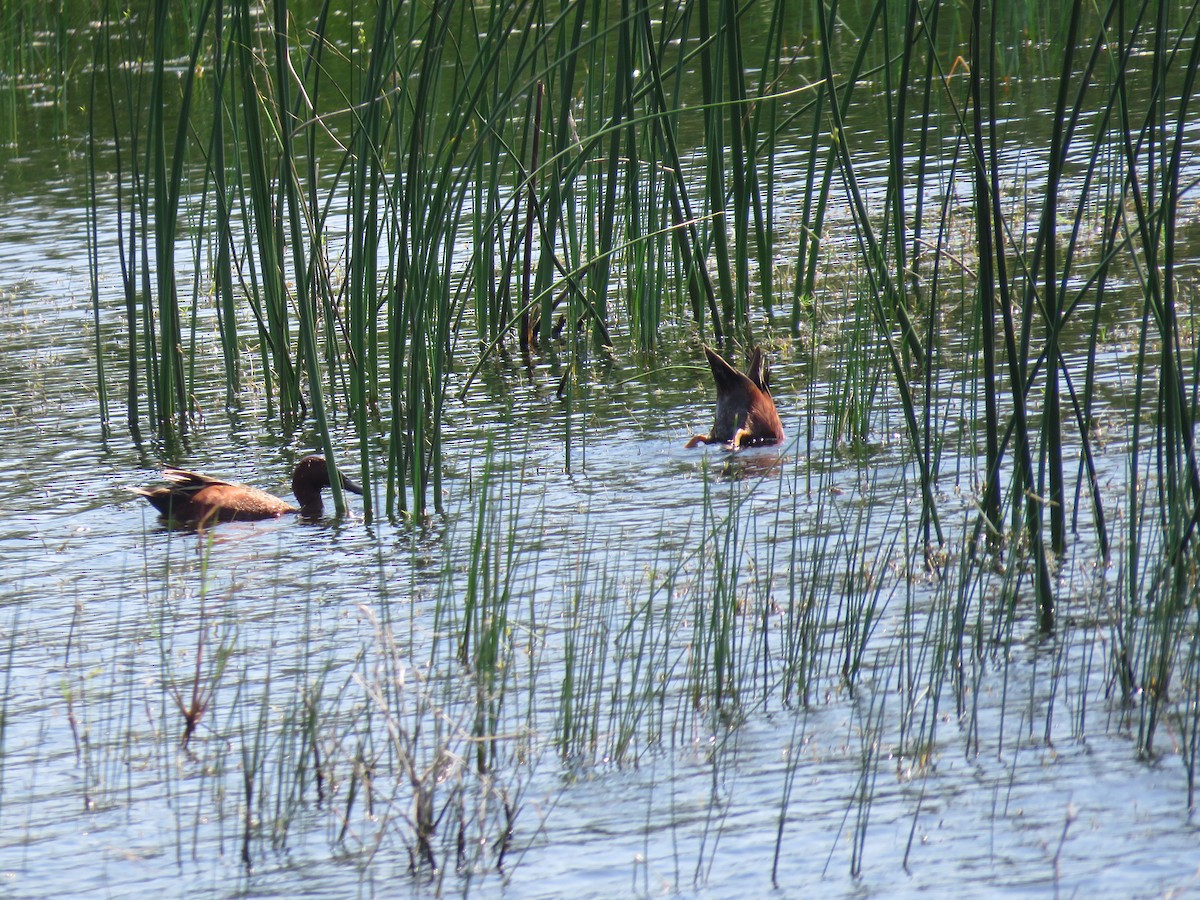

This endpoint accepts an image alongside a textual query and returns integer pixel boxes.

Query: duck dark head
[130,454,363,526]
[685,345,785,451]
[289,455,363,515]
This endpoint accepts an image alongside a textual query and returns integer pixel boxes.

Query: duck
[130,455,363,525]
[685,345,785,450]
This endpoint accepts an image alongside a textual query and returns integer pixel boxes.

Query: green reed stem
[87,45,109,438]
[969,0,1001,540]
[817,0,941,546]
[210,0,240,403]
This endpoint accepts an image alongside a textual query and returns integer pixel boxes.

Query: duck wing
[745,347,772,395]
[159,467,236,497]
[703,345,751,397]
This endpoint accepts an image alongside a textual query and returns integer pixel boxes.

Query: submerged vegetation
[2,0,1200,892]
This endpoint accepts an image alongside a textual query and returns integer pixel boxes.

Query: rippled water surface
[3,175,1197,899]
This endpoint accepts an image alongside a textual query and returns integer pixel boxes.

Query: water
[4,17,1200,900]
[4,171,1197,899]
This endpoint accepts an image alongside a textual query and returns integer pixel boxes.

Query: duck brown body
[130,455,362,525]
[686,345,785,450]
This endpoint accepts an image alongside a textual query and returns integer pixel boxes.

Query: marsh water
[4,7,1200,899]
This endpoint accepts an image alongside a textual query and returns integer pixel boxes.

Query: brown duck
[685,345,785,450]
[130,455,363,525]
